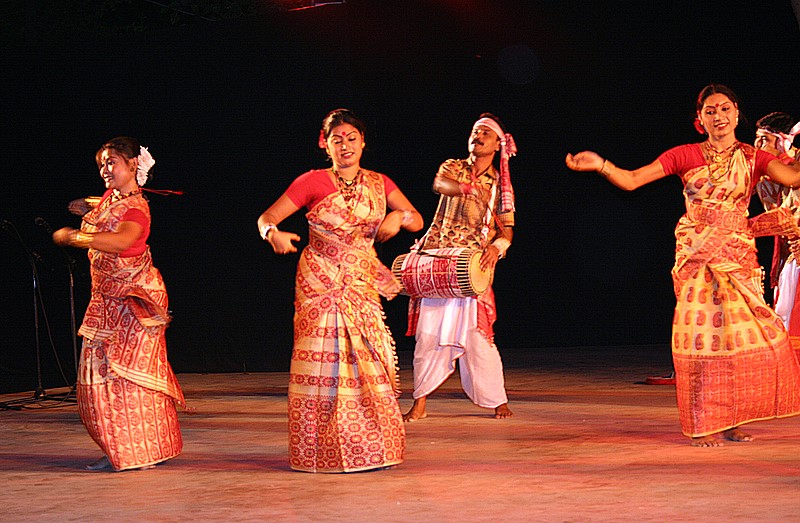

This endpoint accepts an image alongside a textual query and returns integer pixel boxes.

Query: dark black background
[2,1,799,393]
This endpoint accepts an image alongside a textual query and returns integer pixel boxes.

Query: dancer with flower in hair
[53,136,185,471]
[257,109,423,473]
[566,85,800,446]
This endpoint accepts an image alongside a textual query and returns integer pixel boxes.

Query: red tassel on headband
[142,188,184,196]
[498,133,516,214]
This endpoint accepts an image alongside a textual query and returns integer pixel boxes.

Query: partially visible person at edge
[53,137,185,470]
[403,113,515,422]
[755,112,800,347]
[566,84,800,447]
[256,108,423,473]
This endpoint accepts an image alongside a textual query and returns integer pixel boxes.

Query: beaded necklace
[111,189,142,201]
[333,168,362,204]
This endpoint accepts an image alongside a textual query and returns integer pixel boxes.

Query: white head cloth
[472,117,517,213]
[758,120,800,153]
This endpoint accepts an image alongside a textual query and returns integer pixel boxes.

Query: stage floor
[1,345,799,522]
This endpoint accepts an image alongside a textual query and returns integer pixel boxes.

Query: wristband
[598,159,615,178]
[492,237,511,259]
[260,223,277,241]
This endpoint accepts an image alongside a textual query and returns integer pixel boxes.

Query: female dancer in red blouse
[54,137,184,470]
[257,109,423,472]
[567,85,800,446]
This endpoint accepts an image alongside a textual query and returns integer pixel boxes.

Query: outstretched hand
[565,151,604,172]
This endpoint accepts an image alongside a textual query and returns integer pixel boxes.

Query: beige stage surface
[1,346,799,522]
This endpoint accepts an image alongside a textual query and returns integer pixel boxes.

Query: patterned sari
[77,193,184,470]
[288,169,405,473]
[670,144,800,437]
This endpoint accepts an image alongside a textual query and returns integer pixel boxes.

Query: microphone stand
[36,217,79,379]
[0,220,75,410]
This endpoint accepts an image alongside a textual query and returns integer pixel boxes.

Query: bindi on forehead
[331,130,359,139]
[703,101,735,110]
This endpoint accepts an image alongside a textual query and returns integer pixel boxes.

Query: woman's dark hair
[321,108,366,140]
[95,136,140,168]
[478,112,507,134]
[692,84,748,133]
[695,84,741,113]
[756,112,794,134]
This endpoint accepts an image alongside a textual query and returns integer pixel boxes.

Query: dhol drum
[391,247,493,298]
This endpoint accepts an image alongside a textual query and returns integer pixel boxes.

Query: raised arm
[764,157,800,189]
[565,151,668,191]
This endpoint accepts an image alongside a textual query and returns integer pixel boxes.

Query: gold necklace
[706,141,738,163]
[704,142,738,185]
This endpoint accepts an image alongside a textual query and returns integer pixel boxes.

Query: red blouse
[284,169,399,210]
[99,190,150,257]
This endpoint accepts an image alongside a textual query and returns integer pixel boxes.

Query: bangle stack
[72,230,94,249]
[260,223,277,241]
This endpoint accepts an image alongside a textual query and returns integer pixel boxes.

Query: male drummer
[403,113,516,421]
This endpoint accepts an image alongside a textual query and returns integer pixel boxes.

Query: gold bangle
[72,231,94,249]
[599,159,615,178]
[84,196,102,208]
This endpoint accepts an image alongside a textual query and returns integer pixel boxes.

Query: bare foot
[723,427,753,442]
[690,435,723,447]
[494,403,513,419]
[85,456,112,471]
[403,398,427,422]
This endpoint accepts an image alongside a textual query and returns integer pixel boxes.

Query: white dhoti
[412,297,508,408]
[775,259,800,330]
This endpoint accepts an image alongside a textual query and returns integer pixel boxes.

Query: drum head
[467,250,493,295]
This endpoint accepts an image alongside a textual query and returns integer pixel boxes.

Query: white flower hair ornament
[136,146,156,186]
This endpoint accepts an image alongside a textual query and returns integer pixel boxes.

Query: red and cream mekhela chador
[659,142,800,437]
[77,190,184,471]
[283,168,405,473]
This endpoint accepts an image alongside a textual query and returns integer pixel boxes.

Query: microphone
[34,217,54,234]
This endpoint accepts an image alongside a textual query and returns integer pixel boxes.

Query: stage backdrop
[1,0,798,393]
